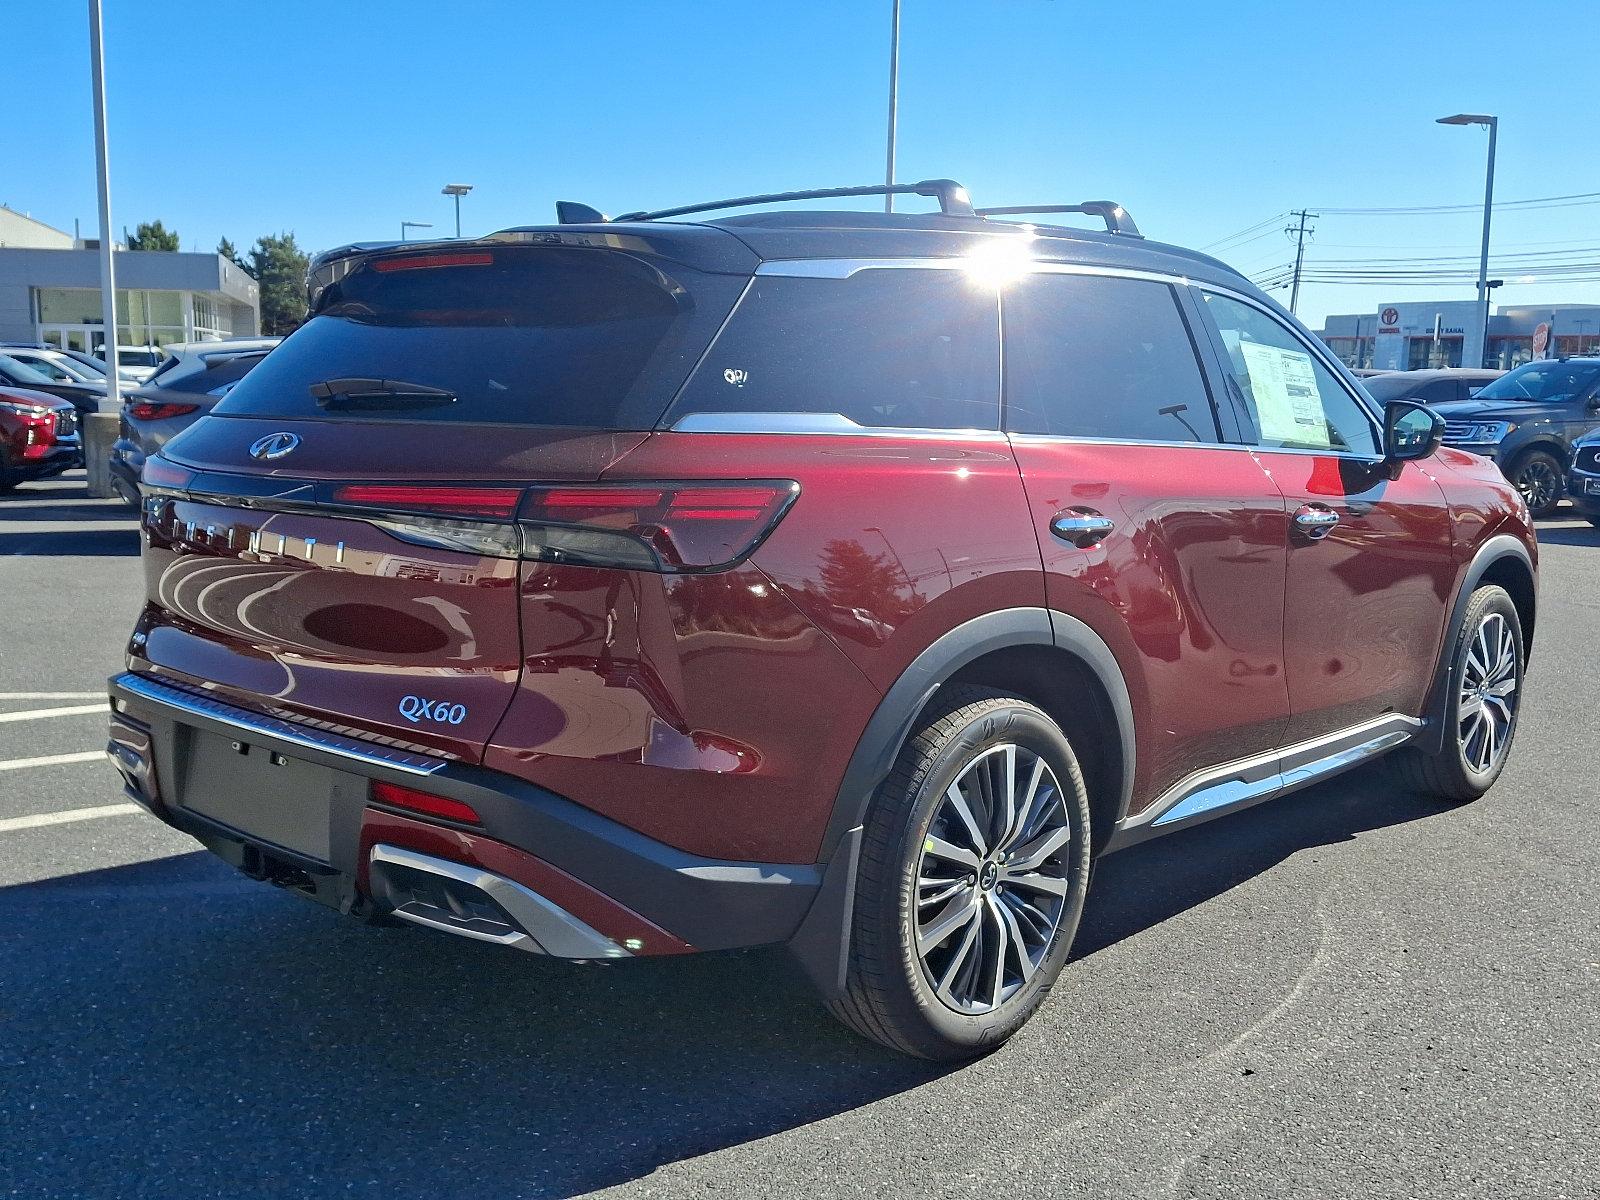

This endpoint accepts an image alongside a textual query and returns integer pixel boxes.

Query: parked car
[1362,368,1504,405]
[1568,428,1600,528]
[95,345,165,383]
[0,346,112,387]
[108,352,269,505]
[0,353,106,420]
[1348,367,1390,378]
[2,342,142,385]
[107,181,1538,1060]
[142,337,281,390]
[0,386,81,493]
[1432,357,1600,516]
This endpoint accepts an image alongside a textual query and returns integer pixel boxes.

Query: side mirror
[1384,398,1445,462]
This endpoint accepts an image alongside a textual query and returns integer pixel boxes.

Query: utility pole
[88,0,121,407]
[1287,209,1318,316]
[884,0,901,212]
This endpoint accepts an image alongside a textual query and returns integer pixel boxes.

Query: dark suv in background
[107,180,1537,1059]
[1431,357,1600,515]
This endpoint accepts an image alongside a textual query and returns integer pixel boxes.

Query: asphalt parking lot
[2,471,1597,1200]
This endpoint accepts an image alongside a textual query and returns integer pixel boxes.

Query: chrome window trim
[667,411,1008,440]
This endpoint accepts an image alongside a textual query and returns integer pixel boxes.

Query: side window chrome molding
[668,410,1007,440]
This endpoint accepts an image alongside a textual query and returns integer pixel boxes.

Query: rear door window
[665,269,1000,432]
[214,247,742,429]
[1002,274,1219,442]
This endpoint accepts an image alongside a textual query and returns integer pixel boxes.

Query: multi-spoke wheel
[827,688,1093,1059]
[1390,584,1524,802]
[915,744,1073,1014]
[1457,611,1518,774]
[1510,450,1563,517]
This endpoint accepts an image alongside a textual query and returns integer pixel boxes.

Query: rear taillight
[520,481,799,571]
[141,456,194,489]
[329,480,799,572]
[128,401,200,421]
[369,780,482,825]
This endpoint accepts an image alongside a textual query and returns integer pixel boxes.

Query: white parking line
[0,692,106,701]
[0,804,142,833]
[0,704,106,724]
[0,751,106,772]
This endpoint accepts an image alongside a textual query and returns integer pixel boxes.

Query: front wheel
[826,688,1093,1059]
[1509,449,1564,517]
[1389,584,1524,802]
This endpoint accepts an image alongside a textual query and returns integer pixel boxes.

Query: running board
[1107,714,1423,851]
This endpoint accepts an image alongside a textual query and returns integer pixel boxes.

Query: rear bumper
[107,670,833,960]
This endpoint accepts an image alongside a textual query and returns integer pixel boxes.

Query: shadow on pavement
[0,528,141,556]
[1531,522,1599,547]
[0,500,135,523]
[0,761,1446,1198]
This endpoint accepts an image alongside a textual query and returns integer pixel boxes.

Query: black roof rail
[554,179,977,225]
[975,201,1141,238]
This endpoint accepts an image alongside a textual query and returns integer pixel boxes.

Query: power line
[1287,210,1318,314]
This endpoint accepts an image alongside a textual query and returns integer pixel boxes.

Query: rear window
[1360,374,1420,402]
[665,270,1000,431]
[214,247,741,428]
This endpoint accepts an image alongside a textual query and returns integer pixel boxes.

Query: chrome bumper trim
[111,672,447,778]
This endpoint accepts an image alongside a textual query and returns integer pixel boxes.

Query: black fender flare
[788,606,1137,1000]
[1416,533,1536,755]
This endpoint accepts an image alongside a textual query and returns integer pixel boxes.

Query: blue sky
[8,0,1599,327]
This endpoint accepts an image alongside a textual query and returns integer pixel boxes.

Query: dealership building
[0,206,260,352]
[1319,299,1600,371]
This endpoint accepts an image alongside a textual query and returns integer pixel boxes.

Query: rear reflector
[333,484,523,518]
[129,401,200,421]
[370,780,482,825]
[372,251,495,273]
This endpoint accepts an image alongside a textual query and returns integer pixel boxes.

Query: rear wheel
[827,688,1093,1060]
[0,447,18,495]
[1509,449,1564,517]
[1389,584,1523,802]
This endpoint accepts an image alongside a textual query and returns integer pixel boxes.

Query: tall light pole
[88,0,120,408]
[441,183,473,238]
[884,0,901,212]
[1437,113,1498,368]
[400,221,432,241]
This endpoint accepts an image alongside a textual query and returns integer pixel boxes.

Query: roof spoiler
[974,201,1142,238]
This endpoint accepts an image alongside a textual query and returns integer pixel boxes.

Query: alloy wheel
[1515,460,1561,512]
[913,743,1074,1015]
[1458,612,1519,774]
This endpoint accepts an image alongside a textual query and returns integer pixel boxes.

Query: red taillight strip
[333,484,523,518]
[372,251,494,272]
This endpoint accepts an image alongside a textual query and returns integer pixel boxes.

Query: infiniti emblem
[249,432,301,461]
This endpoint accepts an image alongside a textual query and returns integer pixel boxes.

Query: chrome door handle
[1050,510,1116,548]
[1292,505,1340,540]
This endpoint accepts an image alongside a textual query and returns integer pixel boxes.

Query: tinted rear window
[665,270,1001,431]
[1360,374,1420,402]
[214,248,741,428]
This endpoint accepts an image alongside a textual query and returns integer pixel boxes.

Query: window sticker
[1237,341,1328,445]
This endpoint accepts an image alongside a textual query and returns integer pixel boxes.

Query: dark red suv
[108,181,1536,1058]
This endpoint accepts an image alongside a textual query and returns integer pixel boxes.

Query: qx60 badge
[249,432,301,461]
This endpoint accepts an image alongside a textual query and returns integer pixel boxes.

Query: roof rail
[975,201,1141,238]
[554,179,978,225]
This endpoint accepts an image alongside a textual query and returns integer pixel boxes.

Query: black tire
[0,447,18,495]
[1389,584,1524,802]
[1508,449,1564,517]
[827,687,1094,1060]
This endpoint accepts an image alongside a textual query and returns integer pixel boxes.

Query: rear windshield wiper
[309,377,457,411]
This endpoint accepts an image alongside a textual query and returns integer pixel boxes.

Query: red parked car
[107,181,1537,1058]
[0,386,81,493]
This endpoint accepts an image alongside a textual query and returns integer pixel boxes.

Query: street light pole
[441,184,473,238]
[884,0,900,212]
[88,0,120,409]
[1437,113,1498,368]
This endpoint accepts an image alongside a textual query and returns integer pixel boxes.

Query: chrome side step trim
[368,844,631,960]
[111,672,447,777]
[1109,713,1423,850]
